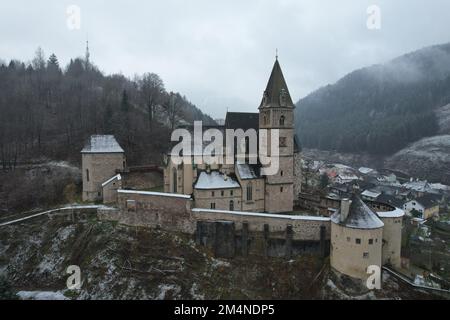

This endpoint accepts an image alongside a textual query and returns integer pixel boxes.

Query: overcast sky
[1,0,449,118]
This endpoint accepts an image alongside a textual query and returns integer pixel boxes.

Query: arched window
[229,200,234,211]
[263,115,267,125]
[246,183,253,201]
[279,115,285,126]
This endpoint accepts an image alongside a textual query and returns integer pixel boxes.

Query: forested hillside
[0,48,215,169]
[296,43,450,155]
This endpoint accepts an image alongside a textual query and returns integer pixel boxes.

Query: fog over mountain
[296,43,450,155]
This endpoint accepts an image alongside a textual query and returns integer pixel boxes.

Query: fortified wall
[98,190,331,258]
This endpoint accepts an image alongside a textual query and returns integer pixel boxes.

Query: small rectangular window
[230,190,234,196]
[356,238,361,244]
[211,203,216,209]
[221,191,224,196]
[212,191,215,197]
[369,239,373,245]
[86,169,90,182]
[363,252,369,259]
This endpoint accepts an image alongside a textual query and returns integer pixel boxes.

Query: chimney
[340,198,351,223]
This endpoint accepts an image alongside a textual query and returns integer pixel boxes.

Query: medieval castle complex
[81,58,404,285]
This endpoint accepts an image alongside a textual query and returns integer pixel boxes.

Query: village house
[403,194,440,219]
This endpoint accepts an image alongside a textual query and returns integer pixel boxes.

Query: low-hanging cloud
[0,0,449,118]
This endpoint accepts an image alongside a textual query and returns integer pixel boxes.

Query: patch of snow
[192,208,331,221]
[430,183,450,191]
[155,284,181,300]
[117,189,191,199]
[361,190,381,199]
[195,171,240,190]
[211,258,231,269]
[0,205,102,227]
[57,225,75,241]
[377,207,405,218]
[101,174,122,187]
[358,167,374,174]
[236,163,260,180]
[190,283,205,300]
[18,291,68,300]
[81,135,124,153]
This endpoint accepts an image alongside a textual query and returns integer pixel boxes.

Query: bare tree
[163,92,184,131]
[138,73,165,133]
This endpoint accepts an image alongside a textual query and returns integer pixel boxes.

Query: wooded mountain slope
[0,48,215,168]
[296,43,450,155]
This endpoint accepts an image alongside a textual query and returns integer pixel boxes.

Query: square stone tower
[81,135,125,202]
[259,58,295,213]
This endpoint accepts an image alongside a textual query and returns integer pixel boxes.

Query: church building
[164,58,301,213]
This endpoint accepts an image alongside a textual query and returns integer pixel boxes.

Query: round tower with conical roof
[330,195,384,281]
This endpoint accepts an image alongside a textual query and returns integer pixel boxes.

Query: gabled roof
[259,59,294,109]
[376,194,405,208]
[236,162,262,180]
[413,193,441,208]
[331,195,384,229]
[225,112,259,131]
[361,189,381,199]
[81,135,124,154]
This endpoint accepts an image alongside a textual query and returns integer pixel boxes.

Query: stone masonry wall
[114,190,195,233]
[192,208,331,241]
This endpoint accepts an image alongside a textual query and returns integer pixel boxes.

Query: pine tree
[47,53,60,69]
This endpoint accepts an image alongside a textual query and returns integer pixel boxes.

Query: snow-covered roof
[236,162,261,180]
[192,208,331,221]
[402,180,430,192]
[430,183,450,191]
[117,189,191,199]
[81,135,124,153]
[361,190,381,198]
[376,207,405,218]
[358,167,374,174]
[337,174,359,181]
[331,196,384,229]
[101,174,121,187]
[332,163,353,170]
[195,171,240,190]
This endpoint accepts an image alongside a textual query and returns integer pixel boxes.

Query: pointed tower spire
[259,58,294,109]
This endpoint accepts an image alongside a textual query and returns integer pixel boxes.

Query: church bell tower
[259,57,295,213]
